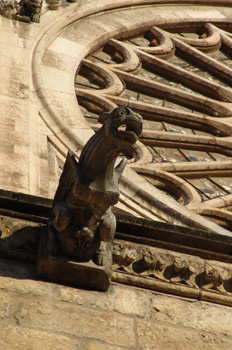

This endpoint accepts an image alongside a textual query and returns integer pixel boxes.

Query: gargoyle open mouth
[112,106,143,143]
[98,106,143,144]
[116,117,143,142]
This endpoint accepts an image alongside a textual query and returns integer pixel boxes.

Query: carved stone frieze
[201,263,230,294]
[1,210,232,300]
[112,240,232,304]
[0,0,43,22]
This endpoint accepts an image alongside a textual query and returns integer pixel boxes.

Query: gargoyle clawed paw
[94,250,109,267]
[76,227,94,242]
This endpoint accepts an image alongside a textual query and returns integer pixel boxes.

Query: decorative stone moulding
[113,240,232,305]
[1,193,232,302]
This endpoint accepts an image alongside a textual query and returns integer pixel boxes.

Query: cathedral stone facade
[1,1,232,349]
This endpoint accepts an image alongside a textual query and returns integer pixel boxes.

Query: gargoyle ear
[98,111,111,124]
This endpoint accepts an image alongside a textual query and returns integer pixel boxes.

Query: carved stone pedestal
[37,229,112,291]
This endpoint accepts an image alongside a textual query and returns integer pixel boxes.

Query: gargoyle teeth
[117,124,127,131]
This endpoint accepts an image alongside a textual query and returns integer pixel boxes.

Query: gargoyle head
[99,106,143,145]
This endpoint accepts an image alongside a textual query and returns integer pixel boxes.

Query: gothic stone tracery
[75,22,232,231]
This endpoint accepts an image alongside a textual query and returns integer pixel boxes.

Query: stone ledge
[1,190,232,303]
[1,189,232,260]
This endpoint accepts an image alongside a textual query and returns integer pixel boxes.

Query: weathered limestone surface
[137,321,232,350]
[0,324,79,350]
[1,1,232,349]
[1,259,232,349]
[1,0,232,237]
[0,19,30,194]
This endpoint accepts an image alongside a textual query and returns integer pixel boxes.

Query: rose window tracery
[75,23,232,229]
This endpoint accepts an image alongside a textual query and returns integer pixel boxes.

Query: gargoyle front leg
[99,209,116,242]
[94,208,116,266]
[94,241,113,267]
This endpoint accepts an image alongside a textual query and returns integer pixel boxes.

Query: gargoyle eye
[118,109,127,117]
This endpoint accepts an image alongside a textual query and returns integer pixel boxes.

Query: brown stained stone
[150,295,232,337]
[55,283,148,317]
[14,300,135,348]
[0,275,53,297]
[46,89,85,129]
[42,50,77,73]
[0,259,53,297]
[0,324,78,350]
[37,254,111,291]
[0,291,10,319]
[87,344,127,350]
[0,216,39,239]
[111,285,148,317]
[137,320,232,350]
[0,143,14,155]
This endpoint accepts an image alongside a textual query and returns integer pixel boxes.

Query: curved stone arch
[132,167,203,207]
[173,23,221,51]
[130,26,175,57]
[75,89,117,115]
[197,194,232,210]
[108,97,232,136]
[31,1,232,235]
[196,208,232,230]
[77,59,124,96]
[103,39,142,72]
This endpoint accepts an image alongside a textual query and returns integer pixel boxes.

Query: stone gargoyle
[47,106,143,268]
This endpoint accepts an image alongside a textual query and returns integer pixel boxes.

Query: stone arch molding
[32,0,232,236]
